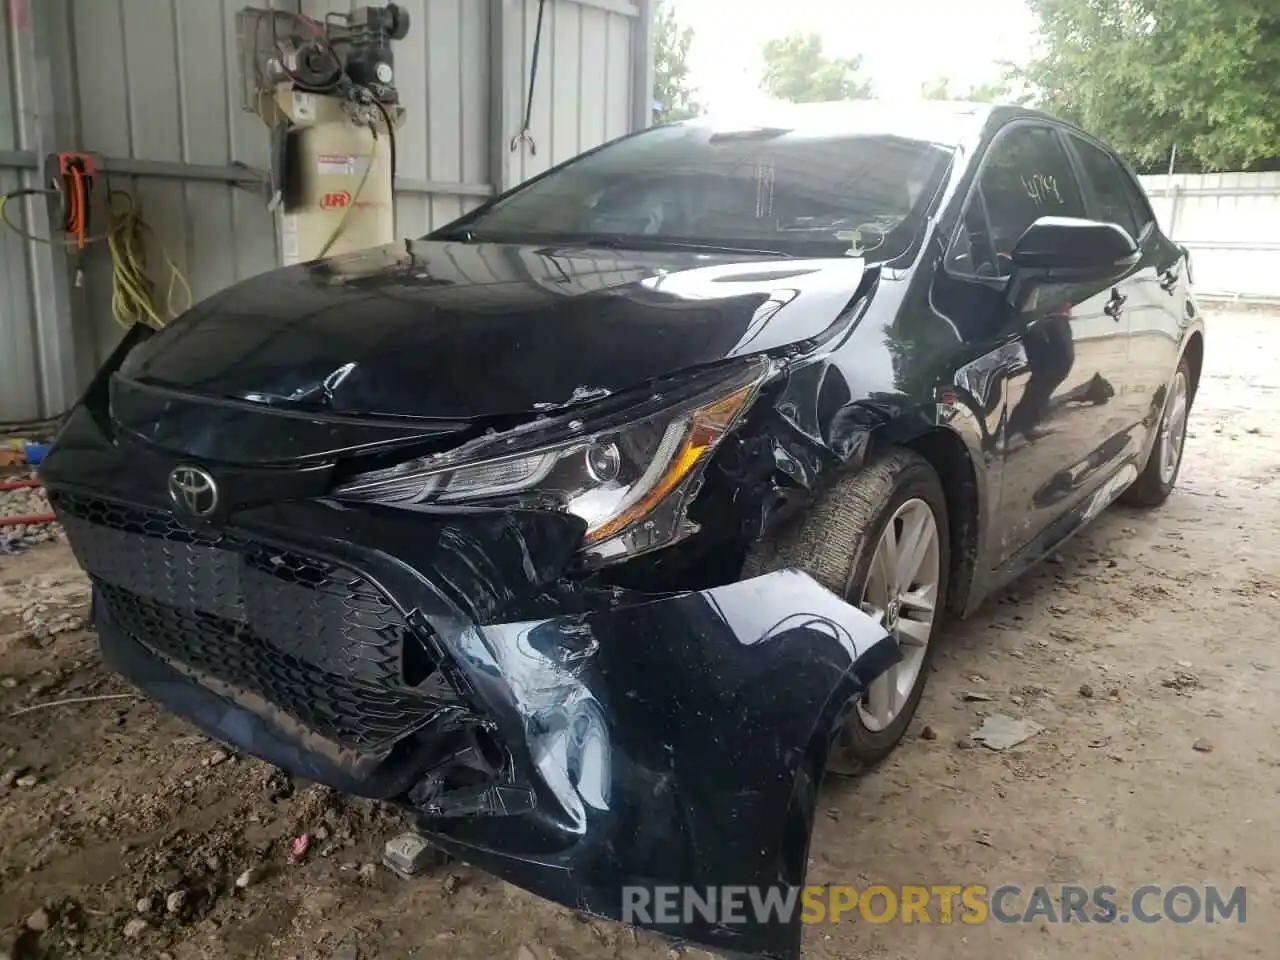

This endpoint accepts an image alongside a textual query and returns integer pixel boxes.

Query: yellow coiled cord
[0,186,192,328]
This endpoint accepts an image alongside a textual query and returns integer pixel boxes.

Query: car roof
[691,100,1055,149]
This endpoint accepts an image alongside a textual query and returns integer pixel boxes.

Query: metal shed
[0,0,654,422]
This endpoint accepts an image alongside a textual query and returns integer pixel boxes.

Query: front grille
[50,491,226,546]
[51,490,448,750]
[97,583,442,749]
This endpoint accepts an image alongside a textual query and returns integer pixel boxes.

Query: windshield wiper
[432,229,795,259]
[568,235,794,258]
[433,227,481,242]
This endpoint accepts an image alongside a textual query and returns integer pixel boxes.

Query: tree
[760,33,873,103]
[921,75,1014,103]
[652,1,700,123]
[920,76,956,101]
[1018,0,1280,170]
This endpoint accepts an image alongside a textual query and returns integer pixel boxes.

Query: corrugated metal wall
[1139,172,1280,302]
[1,0,81,421]
[506,0,637,181]
[0,0,652,421]
[0,0,39,421]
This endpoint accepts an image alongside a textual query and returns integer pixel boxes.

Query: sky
[670,0,1040,111]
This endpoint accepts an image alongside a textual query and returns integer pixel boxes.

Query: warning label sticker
[317,154,359,175]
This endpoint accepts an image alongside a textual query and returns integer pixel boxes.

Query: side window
[1070,135,1140,238]
[947,125,1087,278]
[1118,166,1156,236]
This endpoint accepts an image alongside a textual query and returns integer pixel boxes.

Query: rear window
[442,124,954,262]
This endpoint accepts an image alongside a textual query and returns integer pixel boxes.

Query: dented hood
[119,239,866,419]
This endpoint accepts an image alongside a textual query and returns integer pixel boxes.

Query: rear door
[1064,132,1168,451]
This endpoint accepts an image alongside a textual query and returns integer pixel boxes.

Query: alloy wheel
[855,497,941,732]
[1159,370,1189,485]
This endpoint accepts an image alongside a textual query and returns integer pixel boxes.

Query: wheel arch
[897,425,982,621]
[1181,329,1205,401]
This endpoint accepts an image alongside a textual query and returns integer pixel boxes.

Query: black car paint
[927,114,1198,588]
[117,241,867,420]
[92,564,895,960]
[47,407,897,960]
[41,104,1202,958]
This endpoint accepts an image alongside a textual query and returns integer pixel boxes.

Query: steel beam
[395,177,494,198]
[0,149,37,170]
[629,0,655,132]
[2,149,491,198]
[9,0,79,417]
[487,0,521,195]
[0,151,264,185]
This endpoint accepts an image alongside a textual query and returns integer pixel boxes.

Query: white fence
[1138,172,1280,303]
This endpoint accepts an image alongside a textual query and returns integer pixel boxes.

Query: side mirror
[1006,216,1139,307]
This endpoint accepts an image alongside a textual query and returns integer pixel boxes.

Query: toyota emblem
[168,465,219,518]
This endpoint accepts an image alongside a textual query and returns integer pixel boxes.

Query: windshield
[436,123,955,262]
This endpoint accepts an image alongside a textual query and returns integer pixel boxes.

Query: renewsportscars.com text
[622,884,1246,926]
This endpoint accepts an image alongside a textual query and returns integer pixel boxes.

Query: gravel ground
[0,478,57,555]
[0,307,1276,959]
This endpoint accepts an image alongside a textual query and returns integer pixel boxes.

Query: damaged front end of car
[42,313,898,959]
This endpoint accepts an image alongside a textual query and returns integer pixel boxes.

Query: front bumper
[43,407,895,960]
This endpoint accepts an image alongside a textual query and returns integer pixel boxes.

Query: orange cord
[75,167,87,247]
[57,154,95,248]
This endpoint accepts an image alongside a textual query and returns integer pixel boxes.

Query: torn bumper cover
[48,453,893,960]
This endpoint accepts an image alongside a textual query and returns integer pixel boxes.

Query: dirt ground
[1,306,1277,960]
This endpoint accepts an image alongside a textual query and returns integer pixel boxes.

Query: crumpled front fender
[58,436,894,958]
[422,570,896,960]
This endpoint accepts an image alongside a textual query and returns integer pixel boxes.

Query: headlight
[335,361,771,565]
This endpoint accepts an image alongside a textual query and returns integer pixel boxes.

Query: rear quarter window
[1118,165,1157,236]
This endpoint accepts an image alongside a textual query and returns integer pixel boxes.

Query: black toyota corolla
[41,101,1202,958]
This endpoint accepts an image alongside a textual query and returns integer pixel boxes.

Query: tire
[742,447,950,774]
[1120,357,1192,508]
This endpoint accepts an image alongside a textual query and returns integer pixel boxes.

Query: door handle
[1104,289,1126,319]
[1159,268,1180,293]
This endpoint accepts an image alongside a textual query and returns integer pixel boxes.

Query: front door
[939,122,1135,566]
